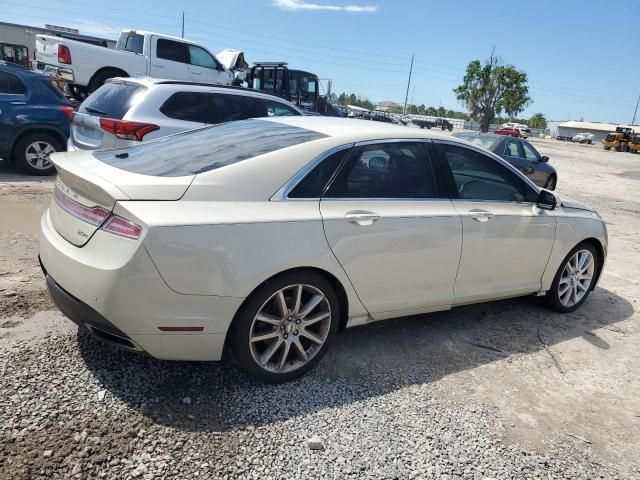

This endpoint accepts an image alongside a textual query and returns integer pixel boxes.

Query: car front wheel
[230,272,339,383]
[546,243,600,313]
[14,133,61,175]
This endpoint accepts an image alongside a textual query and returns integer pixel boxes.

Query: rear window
[455,134,498,150]
[93,119,327,177]
[79,82,146,119]
[119,34,144,54]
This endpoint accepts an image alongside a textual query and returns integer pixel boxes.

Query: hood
[560,195,595,212]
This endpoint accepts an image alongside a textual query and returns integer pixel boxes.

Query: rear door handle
[153,64,164,68]
[468,209,494,222]
[345,211,381,226]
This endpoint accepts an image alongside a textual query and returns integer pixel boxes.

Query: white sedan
[40,117,607,382]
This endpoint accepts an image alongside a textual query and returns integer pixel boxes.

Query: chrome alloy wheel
[249,284,332,373]
[25,141,55,171]
[558,249,595,307]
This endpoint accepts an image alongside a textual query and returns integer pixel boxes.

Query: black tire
[544,174,557,191]
[545,242,601,313]
[229,271,340,383]
[88,69,126,93]
[603,146,610,151]
[620,142,628,153]
[13,133,62,176]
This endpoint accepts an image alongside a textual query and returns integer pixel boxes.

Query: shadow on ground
[77,286,633,433]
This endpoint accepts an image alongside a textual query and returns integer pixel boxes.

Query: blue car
[0,62,72,175]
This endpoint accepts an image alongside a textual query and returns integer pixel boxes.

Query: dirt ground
[0,136,638,477]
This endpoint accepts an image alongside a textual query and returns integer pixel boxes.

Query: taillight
[58,45,72,65]
[101,215,143,239]
[53,187,110,226]
[99,118,159,141]
[60,106,75,122]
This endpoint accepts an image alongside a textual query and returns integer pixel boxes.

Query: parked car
[572,132,594,144]
[40,117,606,382]
[453,132,557,189]
[35,30,234,98]
[412,117,453,131]
[0,62,72,175]
[494,126,521,137]
[67,78,303,151]
[500,122,531,138]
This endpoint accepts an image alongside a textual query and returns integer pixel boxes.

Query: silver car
[40,117,607,382]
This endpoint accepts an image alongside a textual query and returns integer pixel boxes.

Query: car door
[0,71,28,155]
[186,45,228,84]
[150,38,189,81]
[319,141,462,317]
[435,141,556,304]
[502,138,535,178]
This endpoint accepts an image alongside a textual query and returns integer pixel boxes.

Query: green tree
[453,50,531,132]
[528,113,547,130]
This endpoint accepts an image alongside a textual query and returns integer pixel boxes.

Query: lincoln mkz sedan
[40,117,607,382]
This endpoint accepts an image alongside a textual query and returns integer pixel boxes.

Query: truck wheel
[13,133,62,176]
[603,145,610,151]
[419,125,425,129]
[620,142,628,153]
[88,69,127,93]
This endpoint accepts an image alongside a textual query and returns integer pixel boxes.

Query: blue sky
[5,0,639,122]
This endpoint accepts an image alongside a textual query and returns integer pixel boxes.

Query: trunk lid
[49,150,194,246]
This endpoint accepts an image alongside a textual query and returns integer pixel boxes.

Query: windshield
[93,119,327,177]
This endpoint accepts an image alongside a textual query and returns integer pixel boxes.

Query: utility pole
[410,85,415,114]
[632,95,640,125]
[181,12,185,38]
[403,54,414,116]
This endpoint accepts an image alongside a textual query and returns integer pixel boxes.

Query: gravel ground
[0,139,639,479]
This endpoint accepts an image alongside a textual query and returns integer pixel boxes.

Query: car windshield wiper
[84,106,107,115]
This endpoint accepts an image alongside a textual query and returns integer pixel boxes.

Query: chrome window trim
[353,138,433,147]
[270,143,354,201]
[432,139,541,195]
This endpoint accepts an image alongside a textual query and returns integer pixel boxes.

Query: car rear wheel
[544,174,557,191]
[13,133,61,176]
[545,243,600,313]
[229,272,339,383]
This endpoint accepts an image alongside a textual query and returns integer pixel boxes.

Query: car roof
[0,62,50,80]
[260,116,454,142]
[106,77,302,104]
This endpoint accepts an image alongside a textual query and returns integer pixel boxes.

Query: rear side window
[156,39,187,63]
[93,119,327,177]
[120,34,144,54]
[0,71,26,94]
[160,92,209,123]
[79,83,146,119]
[207,94,263,124]
[288,148,350,198]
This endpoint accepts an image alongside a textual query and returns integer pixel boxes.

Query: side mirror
[537,190,557,210]
[540,155,549,162]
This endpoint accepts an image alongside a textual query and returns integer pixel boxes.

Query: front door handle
[153,64,164,68]
[345,211,381,226]
[468,209,494,222]
[11,101,26,105]
[191,71,201,75]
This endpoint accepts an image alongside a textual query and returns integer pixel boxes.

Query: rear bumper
[36,62,75,83]
[39,209,244,361]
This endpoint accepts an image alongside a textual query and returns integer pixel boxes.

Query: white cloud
[67,20,123,38]
[273,0,377,13]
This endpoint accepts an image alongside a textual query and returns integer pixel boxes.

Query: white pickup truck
[35,30,234,96]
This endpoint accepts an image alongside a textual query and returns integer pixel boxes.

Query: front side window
[263,99,299,117]
[188,45,218,69]
[160,92,209,123]
[439,144,537,202]
[0,71,26,95]
[156,39,187,63]
[522,142,540,161]
[325,142,437,198]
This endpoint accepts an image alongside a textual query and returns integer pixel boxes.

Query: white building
[554,121,637,143]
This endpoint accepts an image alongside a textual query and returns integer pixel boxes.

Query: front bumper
[36,62,75,82]
[39,209,244,361]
